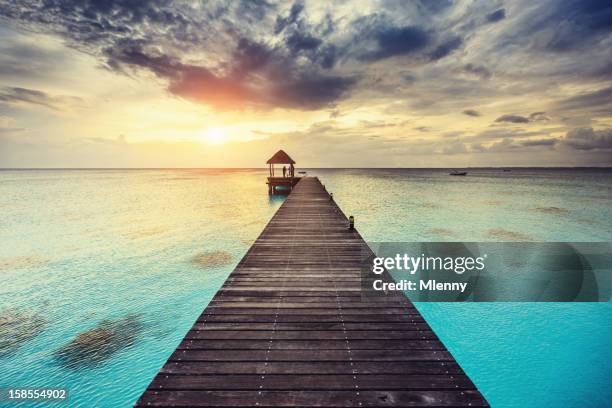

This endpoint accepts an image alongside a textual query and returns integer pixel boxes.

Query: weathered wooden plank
[138,390,488,407]
[159,361,463,375]
[200,308,423,315]
[209,296,406,303]
[218,287,364,292]
[135,177,488,407]
[169,349,453,362]
[197,314,426,323]
[148,374,476,391]
[185,330,437,340]
[207,302,412,308]
[177,339,446,350]
[215,290,369,297]
[191,322,430,331]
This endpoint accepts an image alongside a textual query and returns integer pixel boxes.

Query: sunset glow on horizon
[204,128,225,145]
[0,1,611,167]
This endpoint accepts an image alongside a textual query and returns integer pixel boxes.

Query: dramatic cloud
[495,114,530,123]
[463,109,481,117]
[267,75,357,110]
[562,127,612,150]
[360,26,430,61]
[494,0,612,54]
[104,41,355,110]
[486,9,506,23]
[1,0,612,166]
[429,36,463,61]
[274,1,304,34]
[0,0,357,110]
[494,112,552,124]
[286,31,323,53]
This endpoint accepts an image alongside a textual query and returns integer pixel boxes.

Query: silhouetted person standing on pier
[282,166,287,177]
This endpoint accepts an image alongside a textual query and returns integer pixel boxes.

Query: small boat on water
[449,170,468,176]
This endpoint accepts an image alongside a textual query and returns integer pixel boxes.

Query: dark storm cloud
[106,42,354,109]
[286,31,322,53]
[2,0,611,120]
[274,1,304,34]
[338,6,473,69]
[231,38,274,75]
[0,0,354,110]
[429,36,463,61]
[0,0,188,45]
[360,26,430,61]
[268,75,357,109]
[562,127,612,150]
[313,45,338,69]
[486,9,506,23]
[495,114,530,123]
[526,0,612,52]
[271,2,336,68]
[463,109,481,117]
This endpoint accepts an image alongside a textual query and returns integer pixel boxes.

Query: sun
[205,127,224,144]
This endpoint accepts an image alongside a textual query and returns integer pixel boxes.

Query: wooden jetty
[136,177,488,407]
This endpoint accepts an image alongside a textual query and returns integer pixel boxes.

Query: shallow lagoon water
[317,168,612,408]
[0,168,610,407]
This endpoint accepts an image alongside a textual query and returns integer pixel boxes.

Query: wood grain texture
[135,177,488,407]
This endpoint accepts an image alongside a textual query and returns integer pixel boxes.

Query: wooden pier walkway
[136,177,488,407]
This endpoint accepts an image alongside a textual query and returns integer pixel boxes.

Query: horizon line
[1,166,612,170]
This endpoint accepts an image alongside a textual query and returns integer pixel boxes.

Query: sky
[0,0,611,168]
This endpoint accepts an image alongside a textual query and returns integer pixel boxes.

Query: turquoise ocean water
[0,168,610,407]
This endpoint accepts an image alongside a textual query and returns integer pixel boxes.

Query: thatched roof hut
[266,150,295,164]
